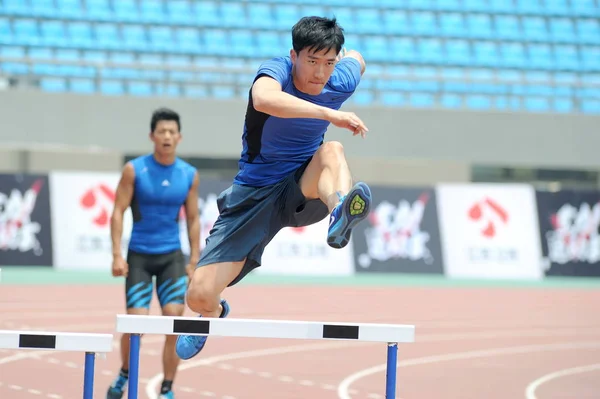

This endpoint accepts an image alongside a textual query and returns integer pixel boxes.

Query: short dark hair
[291,16,345,56]
[150,107,181,132]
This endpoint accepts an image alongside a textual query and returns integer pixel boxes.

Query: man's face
[150,120,181,155]
[291,46,338,96]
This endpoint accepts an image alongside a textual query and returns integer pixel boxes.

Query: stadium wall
[1,90,599,169]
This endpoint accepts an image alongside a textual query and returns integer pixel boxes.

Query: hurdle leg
[83,352,95,399]
[128,334,141,399]
[385,342,398,399]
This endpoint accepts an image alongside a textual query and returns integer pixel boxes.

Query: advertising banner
[352,186,444,274]
[49,171,132,271]
[436,183,543,280]
[0,174,53,266]
[536,189,600,277]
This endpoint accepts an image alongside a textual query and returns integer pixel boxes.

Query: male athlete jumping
[176,16,371,360]
[107,108,200,399]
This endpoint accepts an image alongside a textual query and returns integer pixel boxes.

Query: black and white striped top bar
[116,315,415,343]
[0,330,114,352]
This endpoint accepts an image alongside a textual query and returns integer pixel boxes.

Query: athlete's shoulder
[254,56,292,86]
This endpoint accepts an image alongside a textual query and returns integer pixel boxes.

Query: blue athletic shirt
[128,154,196,255]
[234,56,362,187]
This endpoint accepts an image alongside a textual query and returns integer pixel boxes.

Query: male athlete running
[107,108,200,399]
[176,16,371,360]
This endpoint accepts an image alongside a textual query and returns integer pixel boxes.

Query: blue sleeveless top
[128,154,196,255]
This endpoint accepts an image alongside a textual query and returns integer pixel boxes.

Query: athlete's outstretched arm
[110,162,135,277]
[338,48,366,76]
[184,171,200,278]
[252,77,369,137]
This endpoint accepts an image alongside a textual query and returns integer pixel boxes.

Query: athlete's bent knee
[186,281,220,314]
[318,141,345,162]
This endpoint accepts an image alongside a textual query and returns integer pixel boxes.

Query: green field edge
[1,266,599,289]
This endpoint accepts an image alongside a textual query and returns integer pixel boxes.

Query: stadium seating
[0,0,598,113]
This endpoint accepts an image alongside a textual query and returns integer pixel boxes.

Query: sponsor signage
[49,171,133,271]
[536,190,600,277]
[353,186,444,274]
[0,174,53,266]
[436,184,543,280]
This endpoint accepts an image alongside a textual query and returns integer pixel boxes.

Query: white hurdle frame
[116,314,416,398]
[0,330,113,398]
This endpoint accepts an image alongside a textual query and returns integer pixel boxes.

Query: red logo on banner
[80,184,116,227]
[468,197,509,238]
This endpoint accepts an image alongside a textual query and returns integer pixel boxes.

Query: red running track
[1,284,599,399]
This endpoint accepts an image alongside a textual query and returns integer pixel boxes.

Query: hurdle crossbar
[116,314,415,399]
[0,330,113,399]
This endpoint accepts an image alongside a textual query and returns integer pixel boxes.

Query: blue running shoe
[175,298,231,360]
[159,391,174,399]
[106,374,127,399]
[327,182,372,249]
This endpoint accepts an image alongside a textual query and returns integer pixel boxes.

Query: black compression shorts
[124,249,187,309]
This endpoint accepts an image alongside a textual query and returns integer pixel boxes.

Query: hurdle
[116,314,415,399]
[0,330,113,398]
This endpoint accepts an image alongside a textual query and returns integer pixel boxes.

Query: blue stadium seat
[407,0,436,11]
[355,8,382,35]
[577,19,600,45]
[56,0,84,19]
[439,13,465,37]
[31,0,56,18]
[515,0,545,16]
[176,28,202,54]
[220,2,247,28]
[129,81,154,97]
[86,0,111,21]
[1,46,25,59]
[0,18,12,44]
[140,0,164,24]
[184,85,208,98]
[247,4,274,30]
[255,31,283,57]
[203,29,229,56]
[571,0,599,17]
[581,47,600,72]
[435,0,462,11]
[581,100,600,113]
[95,23,120,50]
[467,14,494,39]
[549,18,576,43]
[40,21,66,47]
[148,26,173,52]
[101,80,125,95]
[528,44,553,70]
[13,19,40,46]
[121,25,147,52]
[70,78,96,94]
[362,36,388,63]
[3,0,30,16]
[40,77,67,92]
[522,17,549,42]
[112,0,138,23]
[462,0,489,13]
[554,45,580,71]
[67,22,93,48]
[473,41,499,67]
[274,5,300,30]
[444,40,470,66]
[388,38,417,63]
[383,11,409,35]
[229,30,255,58]
[167,0,193,25]
[194,1,220,28]
[500,43,526,69]
[418,39,443,64]
[495,16,521,40]
[543,0,570,16]
[489,0,515,13]
[411,12,438,36]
